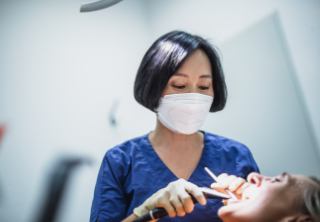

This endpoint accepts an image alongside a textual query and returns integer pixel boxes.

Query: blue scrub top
[90,131,259,222]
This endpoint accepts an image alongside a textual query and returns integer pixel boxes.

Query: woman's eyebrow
[173,73,212,78]
[199,74,212,79]
[173,73,189,78]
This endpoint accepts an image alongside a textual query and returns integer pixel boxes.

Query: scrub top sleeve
[248,148,260,174]
[90,151,128,222]
[236,144,260,179]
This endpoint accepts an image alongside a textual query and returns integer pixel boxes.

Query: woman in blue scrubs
[90,31,259,222]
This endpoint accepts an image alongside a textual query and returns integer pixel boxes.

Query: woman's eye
[172,85,185,89]
[199,86,209,90]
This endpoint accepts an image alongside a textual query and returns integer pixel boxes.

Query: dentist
[90,31,259,222]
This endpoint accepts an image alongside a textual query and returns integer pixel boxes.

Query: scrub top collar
[142,131,214,186]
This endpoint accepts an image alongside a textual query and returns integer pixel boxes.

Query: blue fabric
[90,131,259,222]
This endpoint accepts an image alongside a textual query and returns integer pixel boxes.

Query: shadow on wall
[34,157,92,222]
[203,12,320,177]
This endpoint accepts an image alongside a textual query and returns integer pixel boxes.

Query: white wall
[0,0,319,222]
[203,12,320,177]
[0,1,154,222]
[145,0,320,154]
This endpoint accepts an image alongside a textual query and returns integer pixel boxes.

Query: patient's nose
[247,172,263,187]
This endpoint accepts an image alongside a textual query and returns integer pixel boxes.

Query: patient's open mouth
[227,193,250,205]
[242,193,250,201]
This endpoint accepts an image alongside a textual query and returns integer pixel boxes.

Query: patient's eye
[271,177,281,183]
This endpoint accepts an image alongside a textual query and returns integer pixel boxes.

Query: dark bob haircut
[134,30,227,112]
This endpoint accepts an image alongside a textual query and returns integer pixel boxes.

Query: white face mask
[156,93,214,135]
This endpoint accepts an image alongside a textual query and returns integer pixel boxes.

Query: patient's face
[218,172,310,222]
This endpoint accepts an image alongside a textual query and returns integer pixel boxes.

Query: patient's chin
[218,200,246,219]
[218,205,233,218]
[218,206,246,222]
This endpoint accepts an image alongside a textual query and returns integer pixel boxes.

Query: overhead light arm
[80,0,123,13]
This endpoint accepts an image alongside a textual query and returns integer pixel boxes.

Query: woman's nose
[187,84,198,93]
[247,172,263,187]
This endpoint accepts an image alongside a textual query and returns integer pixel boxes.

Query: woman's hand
[133,179,206,219]
[210,173,249,200]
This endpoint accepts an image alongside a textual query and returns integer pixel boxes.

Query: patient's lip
[227,193,250,205]
[227,199,242,205]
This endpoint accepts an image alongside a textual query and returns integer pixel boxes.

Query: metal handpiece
[204,167,239,200]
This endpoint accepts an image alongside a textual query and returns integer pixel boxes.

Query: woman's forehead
[177,49,212,73]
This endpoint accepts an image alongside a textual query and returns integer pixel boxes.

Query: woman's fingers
[183,181,206,206]
[145,179,208,219]
[162,200,176,218]
[215,174,248,199]
[210,182,220,189]
[221,175,237,189]
[236,182,250,195]
[217,173,228,183]
[229,177,246,192]
[210,183,227,194]
[140,189,175,218]
[169,196,185,217]
[177,190,194,214]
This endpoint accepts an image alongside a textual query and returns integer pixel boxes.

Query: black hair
[134,30,227,112]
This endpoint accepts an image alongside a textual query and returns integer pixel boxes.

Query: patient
[214,172,320,222]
